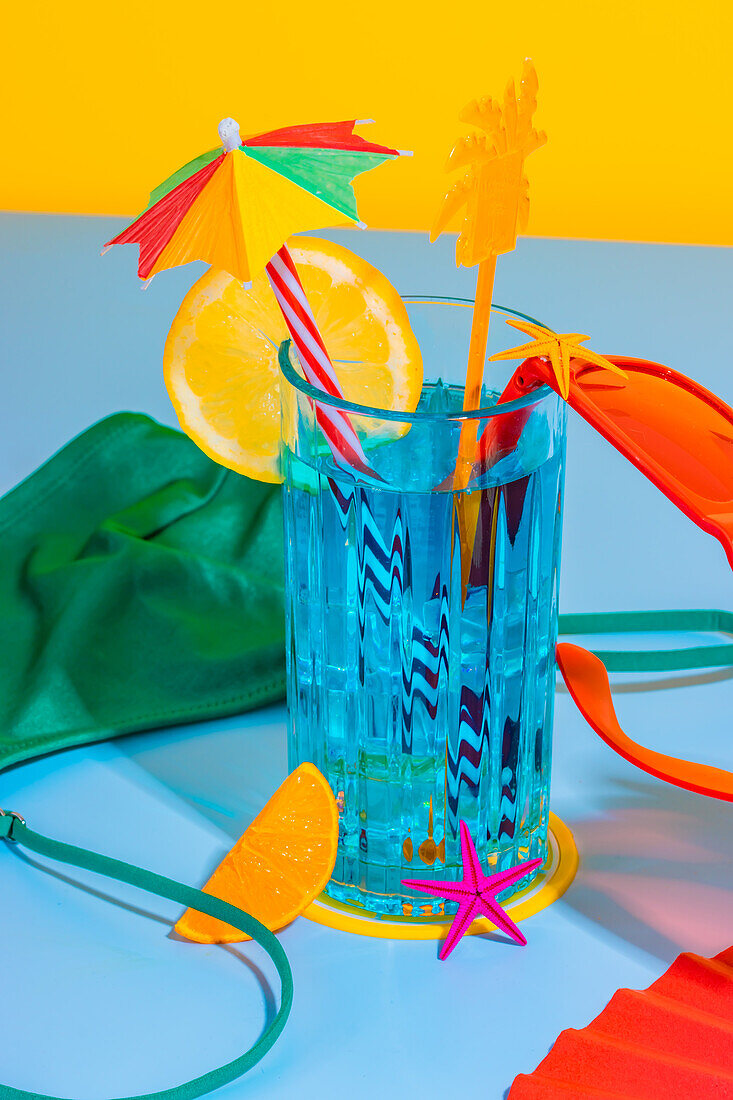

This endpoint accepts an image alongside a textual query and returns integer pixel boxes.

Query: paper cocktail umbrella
[105,118,407,476]
[106,118,402,285]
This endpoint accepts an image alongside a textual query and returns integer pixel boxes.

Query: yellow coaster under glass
[302,812,577,940]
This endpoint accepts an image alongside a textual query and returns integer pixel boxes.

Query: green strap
[0,813,293,1100]
[558,608,733,672]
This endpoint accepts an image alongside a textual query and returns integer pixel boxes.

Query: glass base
[324,838,547,917]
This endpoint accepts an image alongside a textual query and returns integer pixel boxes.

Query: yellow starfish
[488,318,628,399]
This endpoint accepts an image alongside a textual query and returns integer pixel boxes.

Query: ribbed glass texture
[280,300,567,916]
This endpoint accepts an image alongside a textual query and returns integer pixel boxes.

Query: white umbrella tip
[218,117,242,152]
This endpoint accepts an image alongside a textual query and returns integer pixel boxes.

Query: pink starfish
[402,820,543,960]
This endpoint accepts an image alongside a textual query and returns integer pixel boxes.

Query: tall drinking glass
[280,299,566,916]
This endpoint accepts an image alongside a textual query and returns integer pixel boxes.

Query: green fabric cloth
[0,413,285,774]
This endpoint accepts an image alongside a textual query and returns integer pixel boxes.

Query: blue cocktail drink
[280,300,566,916]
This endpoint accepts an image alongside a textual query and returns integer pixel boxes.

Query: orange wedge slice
[175,763,338,943]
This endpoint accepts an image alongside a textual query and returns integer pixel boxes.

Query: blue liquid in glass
[283,382,565,915]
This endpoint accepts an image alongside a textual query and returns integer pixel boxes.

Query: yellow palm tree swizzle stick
[432,60,547,416]
[431,61,547,588]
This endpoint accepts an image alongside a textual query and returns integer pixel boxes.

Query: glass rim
[278,297,556,423]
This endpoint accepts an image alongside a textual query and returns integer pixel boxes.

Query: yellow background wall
[2,0,731,245]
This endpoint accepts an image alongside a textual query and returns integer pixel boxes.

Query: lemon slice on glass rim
[163,236,424,483]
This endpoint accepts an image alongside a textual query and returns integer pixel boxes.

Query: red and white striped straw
[266,244,377,479]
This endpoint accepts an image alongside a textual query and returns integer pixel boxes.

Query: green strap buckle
[0,809,25,842]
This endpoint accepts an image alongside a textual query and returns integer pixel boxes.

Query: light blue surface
[1,214,732,1099]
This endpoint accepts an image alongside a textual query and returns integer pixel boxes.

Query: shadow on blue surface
[561,774,732,962]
